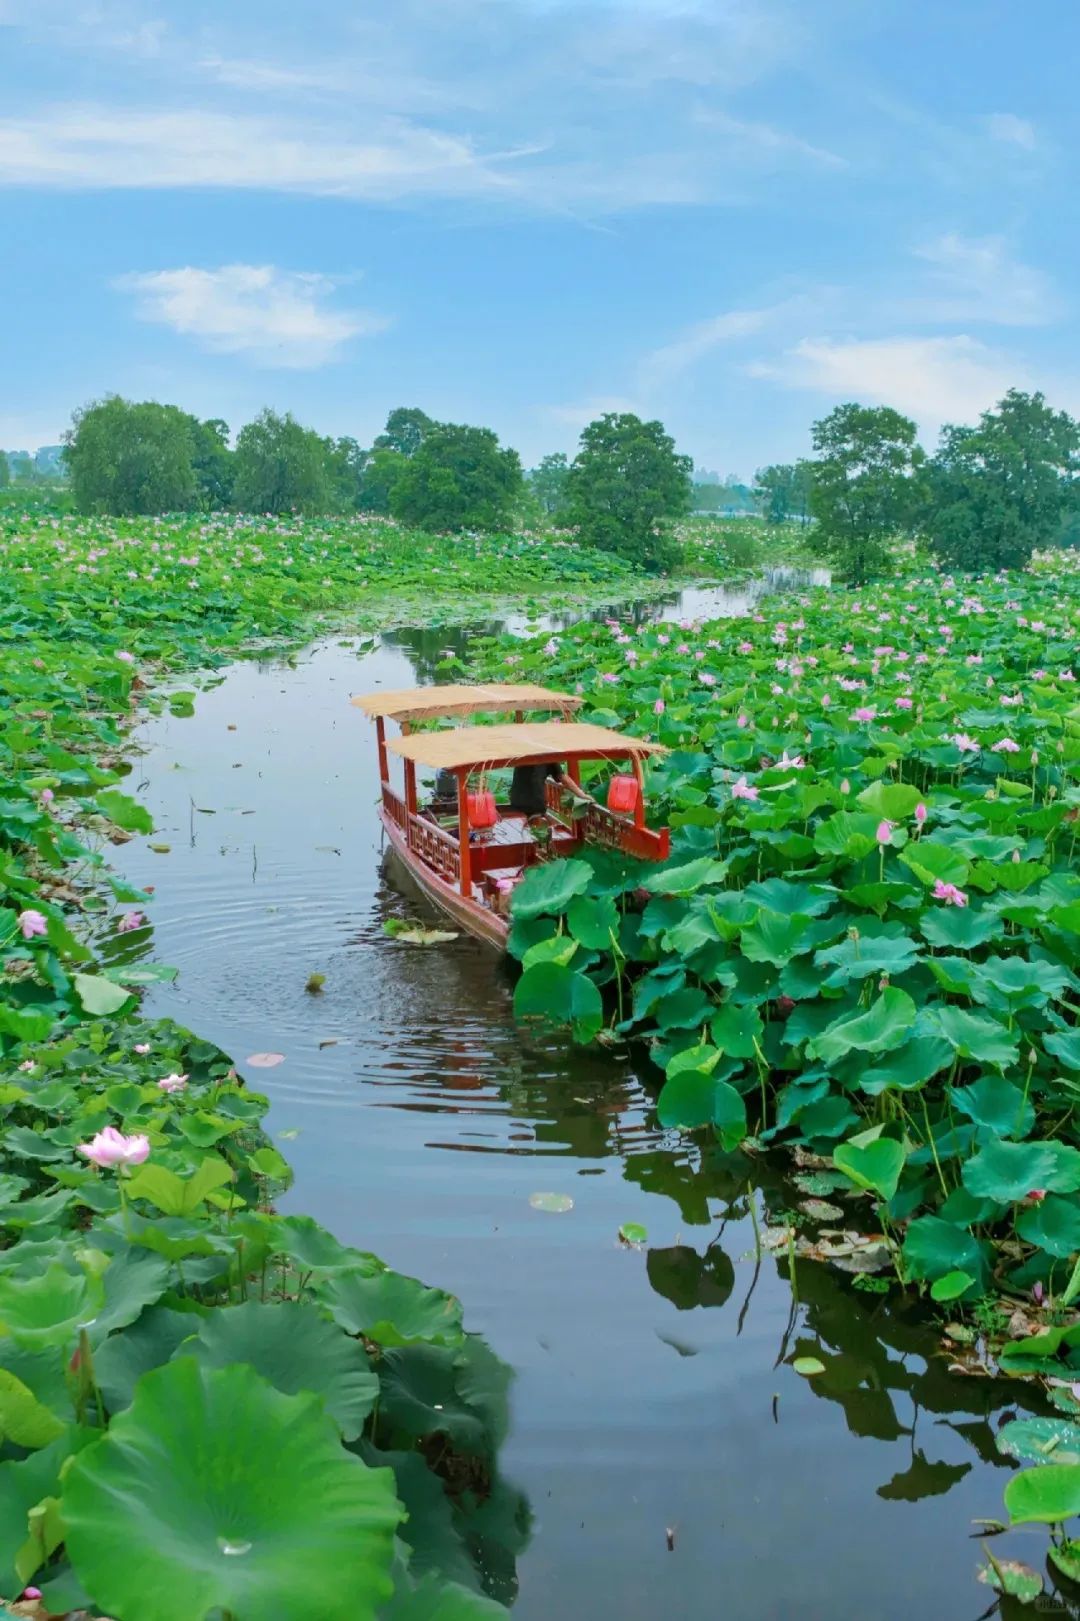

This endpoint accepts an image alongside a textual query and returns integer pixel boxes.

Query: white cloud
[985,112,1037,151]
[546,394,641,431]
[0,106,528,200]
[749,334,1022,436]
[115,265,388,368]
[912,232,1058,326]
[693,110,847,171]
[640,306,781,386]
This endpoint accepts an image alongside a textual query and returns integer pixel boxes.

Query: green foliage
[0,452,8,491]
[753,461,814,526]
[528,452,571,518]
[808,402,926,583]
[927,389,1080,572]
[374,406,436,459]
[232,407,335,514]
[357,447,408,514]
[564,412,692,572]
[64,396,200,516]
[390,422,523,532]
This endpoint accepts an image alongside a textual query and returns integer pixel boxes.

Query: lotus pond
[4,508,1080,1618]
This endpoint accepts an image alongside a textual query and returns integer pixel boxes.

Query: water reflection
[105,569,1069,1621]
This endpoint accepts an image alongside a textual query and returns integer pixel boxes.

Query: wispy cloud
[0,106,528,200]
[693,110,847,171]
[115,264,388,368]
[748,334,1023,437]
[640,305,786,387]
[984,112,1037,151]
[911,232,1060,327]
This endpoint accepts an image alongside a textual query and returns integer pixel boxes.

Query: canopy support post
[404,760,417,817]
[456,770,473,898]
[632,755,646,829]
[375,716,389,784]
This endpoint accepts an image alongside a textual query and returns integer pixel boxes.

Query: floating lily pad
[529,1193,573,1214]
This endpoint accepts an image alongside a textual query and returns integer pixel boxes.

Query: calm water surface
[110,578,1058,1621]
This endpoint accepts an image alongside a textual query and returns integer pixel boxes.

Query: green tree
[190,418,234,509]
[356,448,406,514]
[754,461,815,525]
[808,404,926,584]
[564,412,692,572]
[926,389,1080,572]
[529,452,570,518]
[63,396,198,515]
[389,423,522,532]
[0,453,9,491]
[232,409,333,514]
[374,407,435,459]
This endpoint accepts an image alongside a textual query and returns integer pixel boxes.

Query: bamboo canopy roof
[387,721,665,770]
[350,684,581,724]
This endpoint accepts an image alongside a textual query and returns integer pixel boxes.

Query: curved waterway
[109,574,1060,1621]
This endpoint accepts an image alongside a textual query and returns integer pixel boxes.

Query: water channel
[109,572,1058,1621]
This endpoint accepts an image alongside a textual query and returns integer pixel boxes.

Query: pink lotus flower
[117,910,144,933]
[914,803,927,824]
[932,880,969,908]
[895,697,913,710]
[157,1073,188,1094]
[698,672,716,687]
[876,820,892,845]
[1028,1189,1047,1204]
[115,650,135,664]
[737,640,753,654]
[991,738,1021,754]
[853,706,876,723]
[40,788,54,805]
[134,1042,151,1054]
[840,778,851,795]
[821,693,831,708]
[777,751,805,771]
[78,1126,151,1168]
[950,732,979,754]
[736,714,749,729]
[731,776,759,802]
[17,909,47,940]
[653,699,665,715]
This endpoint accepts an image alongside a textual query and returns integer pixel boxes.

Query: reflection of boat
[352,684,670,947]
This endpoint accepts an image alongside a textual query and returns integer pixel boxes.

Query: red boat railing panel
[382,782,409,833]
[406,812,462,886]
[545,782,670,861]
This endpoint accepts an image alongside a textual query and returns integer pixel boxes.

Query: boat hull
[381,809,509,948]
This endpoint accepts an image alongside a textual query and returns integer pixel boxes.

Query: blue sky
[0,0,1074,475]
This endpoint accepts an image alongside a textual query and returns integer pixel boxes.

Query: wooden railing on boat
[546,781,670,861]
[382,783,409,834]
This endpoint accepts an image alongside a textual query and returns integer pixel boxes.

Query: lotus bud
[848,927,860,942]
[1012,849,1021,863]
[876,820,892,845]
[840,778,851,795]
[914,802,927,824]
[1032,749,1039,764]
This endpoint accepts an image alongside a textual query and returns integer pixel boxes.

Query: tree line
[6,385,1079,580]
[47,396,693,572]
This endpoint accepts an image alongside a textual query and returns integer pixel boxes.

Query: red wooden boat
[351,684,670,947]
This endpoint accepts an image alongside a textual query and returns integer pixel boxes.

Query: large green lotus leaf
[1005,1464,1080,1525]
[188,1301,377,1441]
[900,841,969,888]
[815,926,922,986]
[0,1433,86,1595]
[999,1323,1080,1374]
[72,973,133,1017]
[1041,1141,1080,1192]
[855,781,925,820]
[1016,1195,1080,1259]
[808,989,917,1065]
[0,1263,104,1351]
[512,963,603,1043]
[654,985,713,1032]
[740,910,812,967]
[521,935,578,970]
[710,1001,763,1058]
[62,1359,402,1621]
[834,1138,905,1201]
[996,1417,1080,1466]
[89,1249,171,1340]
[963,1140,1060,1203]
[566,894,620,950]
[0,1367,65,1448]
[94,1306,199,1413]
[858,1032,953,1095]
[1045,1029,1080,1072]
[973,955,1071,1011]
[316,1268,464,1350]
[902,1216,990,1284]
[742,877,834,917]
[640,856,729,897]
[508,858,592,920]
[918,906,1003,950]
[931,1006,1020,1067]
[269,1212,383,1275]
[376,1344,492,1456]
[950,1075,1034,1140]
[711,1080,747,1151]
[363,1448,478,1593]
[656,1067,715,1130]
[93,787,154,834]
[813,811,879,860]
